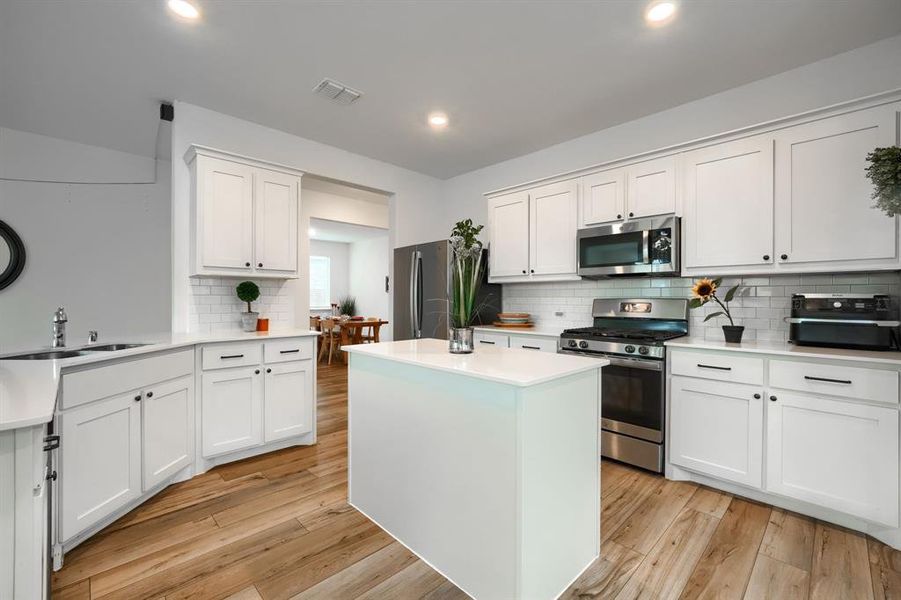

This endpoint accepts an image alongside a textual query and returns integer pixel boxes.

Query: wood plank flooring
[52,360,898,599]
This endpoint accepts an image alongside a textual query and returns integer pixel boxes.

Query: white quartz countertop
[472,325,563,338]
[0,328,320,431]
[344,338,607,387]
[666,337,901,366]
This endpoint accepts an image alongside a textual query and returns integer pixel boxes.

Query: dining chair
[318,318,341,365]
[362,318,382,343]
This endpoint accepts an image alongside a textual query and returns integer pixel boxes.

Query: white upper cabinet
[682,135,775,273]
[488,191,530,278]
[773,103,899,270]
[580,168,625,227]
[626,155,677,220]
[529,180,578,276]
[186,146,302,279]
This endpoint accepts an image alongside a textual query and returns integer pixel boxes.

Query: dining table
[337,318,390,346]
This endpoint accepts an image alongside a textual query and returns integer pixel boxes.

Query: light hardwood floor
[53,360,901,600]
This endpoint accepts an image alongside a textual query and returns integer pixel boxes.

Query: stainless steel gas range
[558,298,689,472]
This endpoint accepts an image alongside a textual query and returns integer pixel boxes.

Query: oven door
[599,355,665,443]
[578,216,678,277]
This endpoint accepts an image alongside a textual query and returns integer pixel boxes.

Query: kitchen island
[344,338,607,600]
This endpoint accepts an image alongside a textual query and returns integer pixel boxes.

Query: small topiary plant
[236,281,260,313]
[866,147,901,217]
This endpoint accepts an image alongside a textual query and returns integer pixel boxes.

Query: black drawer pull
[479,340,495,345]
[279,349,300,354]
[522,345,541,350]
[804,375,852,385]
[697,363,731,371]
[220,354,244,359]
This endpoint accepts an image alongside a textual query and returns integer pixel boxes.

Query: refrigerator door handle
[416,253,424,337]
[410,250,423,338]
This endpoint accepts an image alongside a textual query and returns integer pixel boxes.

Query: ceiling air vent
[313,78,363,105]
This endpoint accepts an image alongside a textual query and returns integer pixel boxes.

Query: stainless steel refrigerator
[394,240,502,340]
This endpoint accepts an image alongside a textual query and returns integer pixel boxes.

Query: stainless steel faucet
[51,307,67,348]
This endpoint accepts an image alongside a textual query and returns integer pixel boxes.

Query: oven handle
[558,348,662,371]
[642,229,650,264]
[786,317,901,327]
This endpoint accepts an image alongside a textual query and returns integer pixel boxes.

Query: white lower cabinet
[142,375,194,491]
[473,331,510,348]
[508,334,558,353]
[669,376,763,488]
[60,391,142,542]
[766,391,899,527]
[264,361,314,443]
[201,366,264,457]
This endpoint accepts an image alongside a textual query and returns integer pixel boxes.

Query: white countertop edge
[345,339,607,387]
[472,325,564,338]
[665,338,901,366]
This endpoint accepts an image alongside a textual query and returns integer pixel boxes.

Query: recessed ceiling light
[168,0,200,20]
[428,112,449,129]
[645,1,676,25]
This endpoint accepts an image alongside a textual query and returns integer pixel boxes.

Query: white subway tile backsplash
[502,271,899,342]
[188,276,295,334]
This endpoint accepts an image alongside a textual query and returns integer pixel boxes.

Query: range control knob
[578,340,589,349]
[568,339,578,348]
[833,301,843,309]
[624,345,636,353]
[638,346,649,355]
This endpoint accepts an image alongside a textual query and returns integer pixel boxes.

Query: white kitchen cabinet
[254,167,299,274]
[580,168,625,227]
[626,155,677,220]
[488,191,530,278]
[60,391,141,542]
[508,334,558,353]
[766,391,899,527]
[669,376,763,488]
[142,375,194,491]
[682,134,774,272]
[264,361,314,443]
[186,146,303,279]
[473,331,509,348]
[201,366,264,458]
[773,103,900,270]
[529,180,578,276]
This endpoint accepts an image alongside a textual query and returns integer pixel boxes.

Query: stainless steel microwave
[577,215,680,277]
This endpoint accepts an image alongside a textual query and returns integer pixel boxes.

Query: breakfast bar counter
[344,338,607,600]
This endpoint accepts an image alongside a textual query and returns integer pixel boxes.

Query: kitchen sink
[85,343,149,351]
[3,349,98,360]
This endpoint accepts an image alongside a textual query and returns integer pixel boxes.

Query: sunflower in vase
[688,277,745,343]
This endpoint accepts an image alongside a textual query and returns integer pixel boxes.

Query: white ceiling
[309,218,388,244]
[2,1,900,179]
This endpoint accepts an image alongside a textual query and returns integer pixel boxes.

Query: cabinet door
[669,376,763,488]
[201,366,263,458]
[197,156,254,271]
[529,180,578,276]
[142,375,194,491]
[264,360,314,443]
[626,155,676,219]
[60,392,141,542]
[473,331,509,348]
[682,135,774,270]
[774,104,899,267]
[254,168,299,274]
[767,392,899,527]
[580,169,625,227]
[488,191,530,278]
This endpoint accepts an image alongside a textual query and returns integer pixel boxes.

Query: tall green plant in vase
[448,219,486,354]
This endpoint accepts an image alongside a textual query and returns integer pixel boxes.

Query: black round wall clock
[0,220,26,291]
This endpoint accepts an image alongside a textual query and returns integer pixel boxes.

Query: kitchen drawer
[473,332,509,348]
[769,359,898,404]
[670,350,764,385]
[509,334,557,353]
[201,343,262,371]
[61,349,194,410]
[264,338,313,364]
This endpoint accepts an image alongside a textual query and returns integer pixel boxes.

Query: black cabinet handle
[479,340,495,345]
[628,212,634,217]
[697,363,731,371]
[780,254,788,260]
[753,393,761,399]
[279,349,300,354]
[522,270,526,274]
[146,391,153,398]
[522,345,540,350]
[617,214,622,219]
[266,368,272,373]
[254,369,260,375]
[530,269,535,273]
[804,375,852,385]
[258,262,263,268]
[245,262,251,267]
[134,394,142,402]
[220,354,244,359]
[763,255,770,261]
[769,395,777,402]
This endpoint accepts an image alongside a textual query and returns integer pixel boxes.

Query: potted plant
[236,281,261,332]
[688,278,745,343]
[448,219,486,354]
[866,147,901,217]
[338,296,357,317]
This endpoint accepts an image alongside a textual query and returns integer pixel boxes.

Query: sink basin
[85,343,149,351]
[3,350,97,360]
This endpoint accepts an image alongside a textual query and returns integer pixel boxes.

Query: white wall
[310,239,350,308]
[304,188,389,230]
[170,101,445,332]
[0,128,170,352]
[349,235,392,340]
[440,34,901,234]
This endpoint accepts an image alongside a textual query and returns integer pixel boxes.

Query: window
[309,255,331,309]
